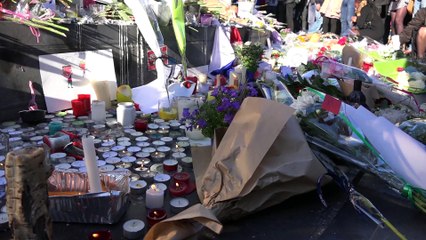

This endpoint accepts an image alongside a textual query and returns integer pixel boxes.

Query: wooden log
[5,147,52,240]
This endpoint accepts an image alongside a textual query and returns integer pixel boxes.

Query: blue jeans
[413,0,426,17]
[340,0,355,36]
[308,11,323,33]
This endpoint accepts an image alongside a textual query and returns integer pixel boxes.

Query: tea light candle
[160,137,173,146]
[136,141,150,148]
[111,145,126,152]
[101,141,115,147]
[147,123,159,130]
[152,140,165,147]
[157,146,171,156]
[163,159,178,173]
[29,135,43,144]
[170,197,190,214]
[172,147,185,153]
[55,163,72,170]
[124,129,136,136]
[130,173,140,181]
[121,156,136,163]
[169,122,181,130]
[135,136,149,142]
[140,171,155,185]
[176,137,189,142]
[84,119,95,129]
[96,160,106,167]
[157,129,169,136]
[172,152,186,161]
[127,146,141,153]
[102,151,118,159]
[169,182,188,197]
[130,180,147,194]
[96,147,110,158]
[71,160,86,168]
[150,133,163,141]
[136,158,151,166]
[117,137,131,142]
[93,124,106,132]
[173,172,190,185]
[130,132,144,140]
[145,185,165,209]
[179,125,187,134]
[168,131,183,139]
[115,162,132,169]
[153,118,165,124]
[176,141,190,149]
[93,138,102,148]
[135,152,150,159]
[154,173,171,184]
[150,152,165,163]
[118,141,132,147]
[88,230,112,240]
[50,152,67,164]
[133,166,149,173]
[181,157,193,168]
[123,219,145,239]
[142,147,156,154]
[146,208,167,227]
[118,150,133,158]
[99,164,115,172]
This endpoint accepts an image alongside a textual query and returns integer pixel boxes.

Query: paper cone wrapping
[145,97,326,239]
[346,106,426,189]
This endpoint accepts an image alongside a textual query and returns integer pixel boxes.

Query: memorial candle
[123,219,145,239]
[145,184,164,209]
[169,182,188,197]
[146,209,167,227]
[82,135,102,193]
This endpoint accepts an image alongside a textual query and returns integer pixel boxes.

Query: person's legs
[341,0,349,35]
[286,2,296,31]
[330,18,339,34]
[416,27,426,58]
[301,0,309,31]
[323,16,330,33]
[395,6,407,34]
[390,11,396,35]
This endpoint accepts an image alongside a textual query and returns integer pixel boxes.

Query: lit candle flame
[92,233,99,238]
[176,182,180,188]
[151,184,158,191]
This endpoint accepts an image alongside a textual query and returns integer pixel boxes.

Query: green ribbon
[171,0,187,77]
[402,184,414,202]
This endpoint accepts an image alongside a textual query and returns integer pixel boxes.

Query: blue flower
[211,88,219,97]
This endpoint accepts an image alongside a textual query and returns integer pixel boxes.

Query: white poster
[39,49,117,113]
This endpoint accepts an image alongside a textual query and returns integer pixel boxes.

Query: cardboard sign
[147,45,168,71]
[321,94,342,115]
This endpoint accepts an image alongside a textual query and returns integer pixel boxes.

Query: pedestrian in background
[320,0,343,34]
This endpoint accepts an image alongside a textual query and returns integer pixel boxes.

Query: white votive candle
[123,219,145,239]
[145,185,164,209]
[170,197,190,214]
[82,135,102,193]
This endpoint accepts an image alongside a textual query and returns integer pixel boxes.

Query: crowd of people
[262,0,426,60]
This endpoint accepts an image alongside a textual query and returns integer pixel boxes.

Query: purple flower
[190,109,200,118]
[229,89,238,98]
[231,101,240,110]
[211,88,219,97]
[197,119,207,128]
[247,86,258,97]
[182,108,191,118]
[217,98,231,112]
[224,112,234,124]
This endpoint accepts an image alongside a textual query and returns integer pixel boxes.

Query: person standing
[341,0,356,36]
[283,0,298,31]
[308,0,324,32]
[399,8,426,59]
[320,0,343,34]
[352,0,385,42]
[374,0,391,42]
[389,0,409,35]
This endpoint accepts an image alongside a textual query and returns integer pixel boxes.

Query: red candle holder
[134,119,148,132]
[173,172,190,185]
[88,230,112,240]
[77,94,91,115]
[163,159,178,172]
[146,208,167,227]
[71,99,85,117]
[168,181,188,197]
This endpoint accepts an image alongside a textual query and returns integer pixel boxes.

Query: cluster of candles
[0,105,199,239]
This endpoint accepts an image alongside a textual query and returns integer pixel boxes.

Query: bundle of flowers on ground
[181,84,258,138]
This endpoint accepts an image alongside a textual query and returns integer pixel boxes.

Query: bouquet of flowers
[181,84,258,138]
